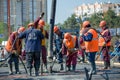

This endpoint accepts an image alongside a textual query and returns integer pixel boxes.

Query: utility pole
[7,0,11,36]
[32,0,34,21]
[21,0,23,26]
[48,0,57,59]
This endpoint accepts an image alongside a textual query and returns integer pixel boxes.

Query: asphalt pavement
[0,61,120,80]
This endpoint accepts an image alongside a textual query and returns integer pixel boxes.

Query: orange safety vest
[37,27,46,46]
[99,29,111,47]
[41,30,46,46]
[5,32,22,54]
[64,36,77,49]
[84,29,99,52]
[5,37,12,52]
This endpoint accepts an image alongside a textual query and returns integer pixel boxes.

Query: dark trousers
[101,46,110,68]
[8,54,19,72]
[56,49,63,63]
[66,52,77,66]
[26,52,40,70]
[41,46,47,65]
[87,52,96,73]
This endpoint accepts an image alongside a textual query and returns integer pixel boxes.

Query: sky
[47,0,120,24]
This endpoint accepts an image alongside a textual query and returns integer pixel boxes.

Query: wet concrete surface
[0,62,120,80]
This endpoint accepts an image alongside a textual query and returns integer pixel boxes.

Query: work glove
[64,55,68,61]
[1,52,5,58]
[96,30,100,33]
[103,42,106,46]
[12,50,18,56]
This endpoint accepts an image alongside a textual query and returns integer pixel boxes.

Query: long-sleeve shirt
[18,27,44,52]
[83,33,93,41]
[53,31,64,51]
[101,26,111,43]
[5,31,22,54]
[62,37,79,55]
[34,17,40,28]
[81,27,93,42]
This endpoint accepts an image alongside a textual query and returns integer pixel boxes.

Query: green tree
[56,23,63,29]
[23,21,30,28]
[88,9,120,28]
[44,23,50,31]
[89,13,103,28]
[61,9,120,30]
[104,9,117,28]
[0,22,8,43]
[62,14,80,29]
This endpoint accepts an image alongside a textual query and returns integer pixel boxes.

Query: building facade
[0,0,47,30]
[74,2,120,18]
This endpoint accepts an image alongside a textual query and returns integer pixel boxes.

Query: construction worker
[78,28,86,63]
[99,20,111,69]
[62,32,79,72]
[5,27,25,75]
[53,26,64,70]
[18,23,44,76]
[34,18,49,72]
[81,21,99,74]
[114,39,120,63]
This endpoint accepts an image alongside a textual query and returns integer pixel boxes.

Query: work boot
[44,64,48,72]
[8,64,13,75]
[67,65,71,71]
[106,61,111,70]
[35,71,39,76]
[90,62,96,74]
[15,62,21,74]
[89,69,96,75]
[35,69,39,76]
[15,71,21,74]
[103,61,107,69]
[28,68,32,76]
[72,65,76,72]
[9,71,13,75]
[60,64,64,70]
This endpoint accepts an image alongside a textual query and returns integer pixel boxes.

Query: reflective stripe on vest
[92,37,98,40]
[98,29,111,46]
[85,29,99,52]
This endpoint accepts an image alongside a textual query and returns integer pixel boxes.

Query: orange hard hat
[82,21,90,28]
[99,20,106,27]
[64,33,72,39]
[28,22,34,28]
[18,27,25,32]
[54,26,59,32]
[38,20,45,26]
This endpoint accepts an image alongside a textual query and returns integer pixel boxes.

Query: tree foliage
[62,14,80,29]
[61,9,120,29]
[89,13,103,28]
[89,9,120,28]
[0,22,7,43]
[103,9,117,28]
